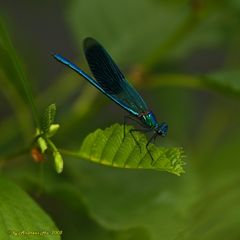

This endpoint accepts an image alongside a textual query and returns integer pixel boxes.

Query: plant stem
[58,148,81,158]
[148,74,207,90]
[0,20,39,127]
[0,71,32,140]
[0,146,31,162]
[144,12,201,72]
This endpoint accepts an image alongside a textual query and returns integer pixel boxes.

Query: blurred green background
[0,0,240,239]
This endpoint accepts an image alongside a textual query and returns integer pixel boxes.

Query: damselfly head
[157,122,168,137]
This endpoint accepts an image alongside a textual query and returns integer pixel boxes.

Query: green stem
[0,136,39,163]
[0,146,31,163]
[45,138,58,153]
[147,73,208,91]
[0,71,32,140]
[58,148,81,158]
[144,12,201,72]
[0,20,39,127]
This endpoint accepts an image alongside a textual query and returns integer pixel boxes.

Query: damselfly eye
[158,123,168,137]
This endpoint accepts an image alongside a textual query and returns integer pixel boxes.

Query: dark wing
[53,53,139,116]
[83,37,148,115]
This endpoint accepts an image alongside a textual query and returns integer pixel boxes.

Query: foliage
[0,178,60,240]
[1,0,240,239]
[36,103,63,173]
[78,124,184,175]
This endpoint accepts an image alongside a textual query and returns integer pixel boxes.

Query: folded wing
[83,37,148,116]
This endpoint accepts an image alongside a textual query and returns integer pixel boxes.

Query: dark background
[0,0,240,239]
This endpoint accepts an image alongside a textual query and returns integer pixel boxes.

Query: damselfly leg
[123,115,152,154]
[146,133,158,164]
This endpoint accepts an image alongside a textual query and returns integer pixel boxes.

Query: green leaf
[53,151,64,174]
[77,124,185,176]
[47,124,60,138]
[40,104,57,134]
[45,138,64,174]
[0,178,61,240]
[37,136,48,153]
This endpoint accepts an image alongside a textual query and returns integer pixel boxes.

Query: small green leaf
[45,138,64,173]
[0,178,60,240]
[47,124,60,138]
[41,104,56,134]
[37,136,48,153]
[78,124,185,176]
[53,151,64,174]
